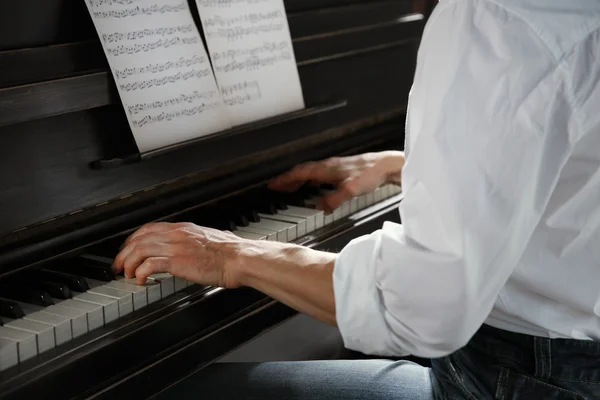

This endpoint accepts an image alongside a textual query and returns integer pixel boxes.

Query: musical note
[85,0,231,152]
[196,0,304,125]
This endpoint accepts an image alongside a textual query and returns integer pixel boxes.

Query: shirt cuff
[332,224,410,357]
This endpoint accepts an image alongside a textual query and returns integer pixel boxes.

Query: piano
[0,0,433,398]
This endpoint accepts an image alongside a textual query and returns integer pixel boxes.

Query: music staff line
[215,52,291,73]
[197,0,272,7]
[113,55,206,80]
[206,23,285,41]
[92,2,187,19]
[126,90,218,115]
[118,68,212,92]
[131,102,223,128]
[106,36,200,56]
[101,24,195,43]
[204,10,284,27]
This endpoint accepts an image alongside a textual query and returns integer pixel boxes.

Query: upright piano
[0,0,431,398]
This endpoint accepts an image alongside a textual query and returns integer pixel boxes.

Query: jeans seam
[444,357,478,400]
[494,368,509,400]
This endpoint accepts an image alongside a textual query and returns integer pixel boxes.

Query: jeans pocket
[495,367,586,400]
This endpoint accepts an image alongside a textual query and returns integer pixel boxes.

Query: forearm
[237,242,338,326]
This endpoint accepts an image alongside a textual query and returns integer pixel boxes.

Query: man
[114,0,600,398]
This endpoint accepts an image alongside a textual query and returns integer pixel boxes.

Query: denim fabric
[433,324,600,399]
[153,325,600,399]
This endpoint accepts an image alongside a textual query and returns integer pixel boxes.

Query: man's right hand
[268,151,404,213]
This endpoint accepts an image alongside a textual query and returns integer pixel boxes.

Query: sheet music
[196,0,305,125]
[85,0,231,152]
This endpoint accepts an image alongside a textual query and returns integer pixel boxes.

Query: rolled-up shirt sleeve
[333,0,578,358]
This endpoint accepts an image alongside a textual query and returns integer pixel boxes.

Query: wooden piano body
[0,0,433,398]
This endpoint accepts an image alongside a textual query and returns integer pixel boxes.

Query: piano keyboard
[0,184,401,371]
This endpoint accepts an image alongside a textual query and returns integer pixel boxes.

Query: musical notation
[196,0,304,125]
[85,0,231,152]
[113,55,205,80]
[101,24,195,43]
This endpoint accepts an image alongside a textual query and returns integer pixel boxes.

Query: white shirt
[333,0,600,358]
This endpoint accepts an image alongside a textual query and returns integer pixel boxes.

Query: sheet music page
[85,0,232,152]
[196,0,305,125]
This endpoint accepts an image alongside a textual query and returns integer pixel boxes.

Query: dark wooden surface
[0,0,423,240]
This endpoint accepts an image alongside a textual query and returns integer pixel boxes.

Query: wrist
[378,151,404,185]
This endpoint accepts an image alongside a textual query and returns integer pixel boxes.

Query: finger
[319,180,359,213]
[268,161,344,192]
[134,257,171,285]
[115,235,173,277]
[122,222,186,248]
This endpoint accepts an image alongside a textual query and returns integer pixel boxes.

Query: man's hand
[268,151,404,213]
[113,222,250,288]
[113,221,339,326]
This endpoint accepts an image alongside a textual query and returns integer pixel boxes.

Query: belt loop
[534,337,552,380]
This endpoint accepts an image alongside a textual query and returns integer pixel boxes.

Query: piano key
[37,269,90,292]
[373,187,383,203]
[144,274,175,299]
[366,192,375,206]
[73,292,119,323]
[116,277,162,304]
[341,201,351,217]
[0,326,37,362]
[86,286,133,317]
[358,194,367,209]
[0,338,19,371]
[275,205,323,233]
[42,305,88,338]
[55,299,104,331]
[350,197,359,213]
[23,311,72,345]
[4,318,55,354]
[253,218,296,241]
[0,299,25,319]
[233,230,267,240]
[21,279,73,300]
[260,213,306,237]
[380,185,391,199]
[237,225,278,240]
[57,255,116,282]
[0,284,54,307]
[101,280,147,311]
[174,277,187,292]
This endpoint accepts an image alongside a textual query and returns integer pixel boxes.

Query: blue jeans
[154,324,600,399]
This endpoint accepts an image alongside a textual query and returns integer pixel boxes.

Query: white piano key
[341,201,351,217]
[103,280,147,310]
[249,219,294,242]
[116,277,162,304]
[350,197,359,213]
[0,326,37,363]
[173,277,187,292]
[55,299,104,331]
[373,187,383,203]
[277,205,323,232]
[358,194,367,209]
[260,213,306,237]
[43,305,88,338]
[324,213,333,225]
[74,292,119,323]
[23,311,72,346]
[0,338,18,371]
[233,230,266,240]
[237,225,278,240]
[86,286,133,317]
[4,319,55,354]
[366,192,375,206]
[381,185,391,199]
[146,274,175,299]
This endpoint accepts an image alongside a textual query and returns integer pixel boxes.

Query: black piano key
[53,256,116,282]
[0,298,25,319]
[0,284,54,307]
[34,281,73,299]
[36,269,90,292]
